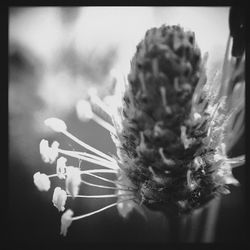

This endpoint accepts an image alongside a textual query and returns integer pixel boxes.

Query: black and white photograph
[8,6,246,247]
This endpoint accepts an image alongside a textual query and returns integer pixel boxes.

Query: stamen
[81,179,132,191]
[159,148,175,166]
[88,88,113,118]
[221,36,233,86]
[92,114,117,135]
[139,131,145,147]
[193,112,202,121]
[226,155,245,168]
[186,170,192,187]
[48,169,117,183]
[58,149,118,170]
[33,172,51,191]
[71,198,134,221]
[44,118,67,133]
[152,58,159,77]
[193,156,205,171]
[79,152,115,165]
[180,126,193,149]
[148,166,164,184]
[207,97,227,138]
[60,129,116,163]
[82,172,135,190]
[47,174,58,178]
[59,149,114,164]
[160,86,171,114]
[76,99,116,134]
[231,109,244,134]
[76,99,93,121]
[186,170,197,190]
[39,139,59,164]
[192,52,208,106]
[81,169,118,174]
[174,78,182,92]
[138,72,147,94]
[230,82,245,111]
[209,100,222,123]
[67,194,132,199]
[59,148,116,165]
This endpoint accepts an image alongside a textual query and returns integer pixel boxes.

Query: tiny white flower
[44,117,67,133]
[39,139,59,164]
[60,209,74,236]
[66,167,81,197]
[52,187,67,212]
[33,172,51,191]
[56,157,67,179]
[76,99,93,121]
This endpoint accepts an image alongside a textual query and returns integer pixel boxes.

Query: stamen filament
[92,113,117,135]
[226,155,245,168]
[81,179,131,191]
[58,169,118,179]
[78,151,115,164]
[89,90,113,118]
[59,149,115,164]
[68,194,121,198]
[160,86,171,114]
[83,172,134,190]
[58,148,117,170]
[47,174,58,178]
[80,169,117,174]
[138,72,147,94]
[221,36,233,87]
[61,130,116,163]
[192,52,208,106]
[159,148,175,166]
[71,198,134,221]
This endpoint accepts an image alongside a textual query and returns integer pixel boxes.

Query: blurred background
[8,7,245,246]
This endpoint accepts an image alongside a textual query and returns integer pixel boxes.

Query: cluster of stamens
[33,96,138,236]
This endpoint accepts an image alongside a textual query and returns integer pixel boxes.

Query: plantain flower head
[33,23,245,236]
[110,24,245,213]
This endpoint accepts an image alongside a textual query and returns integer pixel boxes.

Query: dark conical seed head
[114,25,225,214]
